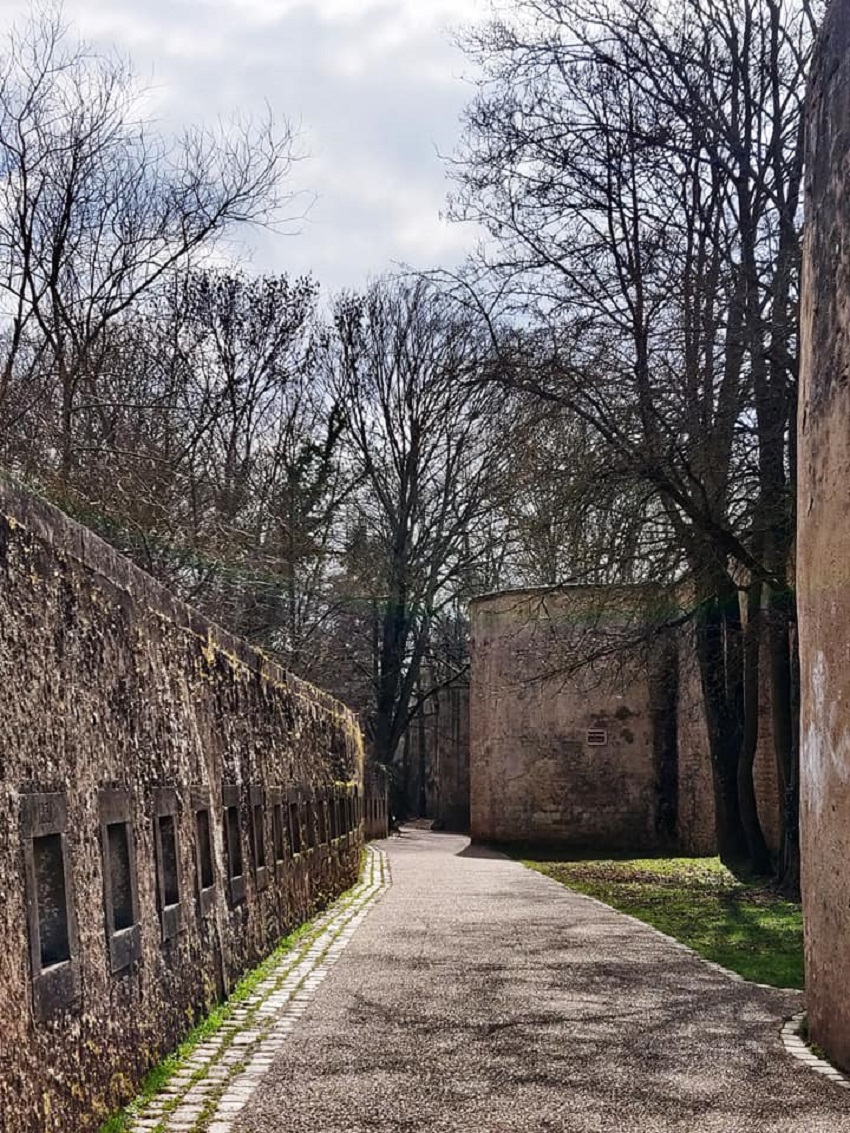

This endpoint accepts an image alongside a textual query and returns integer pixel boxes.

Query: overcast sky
[0,0,492,292]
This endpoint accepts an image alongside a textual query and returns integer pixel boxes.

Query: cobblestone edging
[781,1014,850,1090]
[566,882,850,1094]
[126,846,389,1133]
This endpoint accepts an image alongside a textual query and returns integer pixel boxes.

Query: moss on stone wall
[0,474,365,1133]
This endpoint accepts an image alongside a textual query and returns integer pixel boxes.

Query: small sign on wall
[586,729,608,746]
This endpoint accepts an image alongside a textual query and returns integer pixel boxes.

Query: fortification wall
[0,476,364,1133]
[469,587,676,850]
[798,0,850,1072]
[753,634,783,856]
[469,585,785,859]
[676,625,781,858]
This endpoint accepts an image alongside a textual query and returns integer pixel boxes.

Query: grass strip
[519,853,803,990]
[99,850,383,1133]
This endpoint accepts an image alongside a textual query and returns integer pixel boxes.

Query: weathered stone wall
[753,632,783,856]
[469,586,783,856]
[469,587,679,849]
[0,475,365,1133]
[798,0,850,1072]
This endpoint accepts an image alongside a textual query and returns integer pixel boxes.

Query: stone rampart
[469,586,780,857]
[0,475,364,1132]
[469,587,679,849]
[675,624,781,858]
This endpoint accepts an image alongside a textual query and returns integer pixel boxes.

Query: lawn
[520,853,803,989]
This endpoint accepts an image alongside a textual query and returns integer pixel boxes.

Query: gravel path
[232,830,850,1133]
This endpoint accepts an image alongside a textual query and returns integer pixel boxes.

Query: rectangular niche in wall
[21,792,81,1021]
[270,789,286,873]
[192,787,216,917]
[222,783,246,905]
[317,791,329,846]
[288,794,302,857]
[304,796,317,852]
[330,790,339,842]
[98,788,141,973]
[249,785,268,891]
[152,788,183,942]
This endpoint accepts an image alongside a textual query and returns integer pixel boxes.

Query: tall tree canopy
[449,0,819,885]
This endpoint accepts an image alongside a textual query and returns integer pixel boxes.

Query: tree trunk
[694,586,750,870]
[375,592,409,815]
[417,686,427,817]
[738,575,772,875]
[60,358,75,484]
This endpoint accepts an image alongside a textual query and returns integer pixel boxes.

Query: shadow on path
[235,830,845,1133]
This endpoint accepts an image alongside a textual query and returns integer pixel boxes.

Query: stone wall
[753,633,783,856]
[469,587,682,849]
[469,586,784,858]
[0,475,365,1133]
[798,0,850,1072]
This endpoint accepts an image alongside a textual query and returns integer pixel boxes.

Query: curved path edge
[782,1014,850,1091]
[522,856,850,1095]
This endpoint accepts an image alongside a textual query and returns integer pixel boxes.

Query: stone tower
[799,0,850,1072]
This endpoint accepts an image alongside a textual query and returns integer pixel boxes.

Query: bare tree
[330,278,504,794]
[0,4,299,479]
[500,403,676,587]
[450,0,817,883]
[175,270,350,662]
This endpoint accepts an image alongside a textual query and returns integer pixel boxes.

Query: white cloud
[0,0,489,291]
